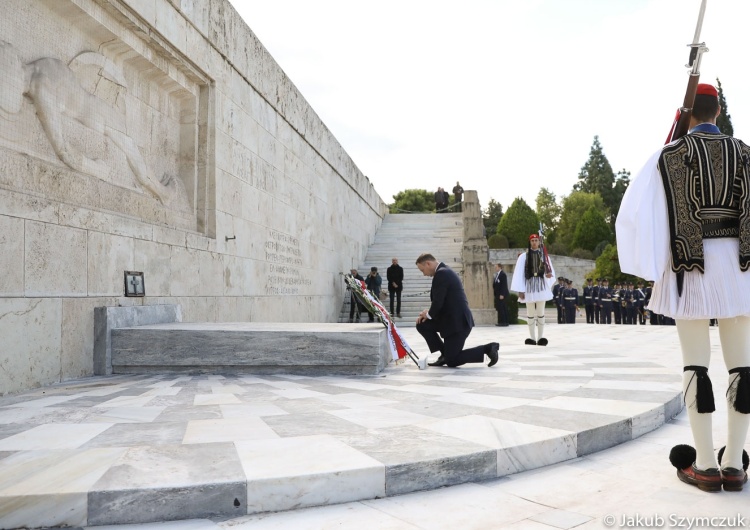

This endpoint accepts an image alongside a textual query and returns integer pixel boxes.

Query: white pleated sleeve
[615,150,670,281]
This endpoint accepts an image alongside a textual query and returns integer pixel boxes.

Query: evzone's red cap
[529,234,539,241]
[696,83,718,98]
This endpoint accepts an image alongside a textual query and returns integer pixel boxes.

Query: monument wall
[0,0,387,394]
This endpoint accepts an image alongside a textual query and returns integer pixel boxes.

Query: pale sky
[228,0,750,212]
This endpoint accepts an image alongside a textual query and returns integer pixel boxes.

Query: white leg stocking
[675,319,717,470]
[526,305,536,341]
[717,316,750,471]
[535,302,546,339]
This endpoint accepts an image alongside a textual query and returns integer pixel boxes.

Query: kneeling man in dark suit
[415,253,499,368]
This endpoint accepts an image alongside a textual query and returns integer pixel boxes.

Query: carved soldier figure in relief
[0,41,188,210]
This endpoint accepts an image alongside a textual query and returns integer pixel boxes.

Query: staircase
[338,213,464,327]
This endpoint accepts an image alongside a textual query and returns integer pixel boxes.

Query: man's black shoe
[525,338,537,345]
[537,338,548,346]
[487,342,499,367]
[428,356,447,367]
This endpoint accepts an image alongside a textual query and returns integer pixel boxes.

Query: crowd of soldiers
[551,277,676,325]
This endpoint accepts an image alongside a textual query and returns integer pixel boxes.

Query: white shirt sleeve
[615,149,670,281]
[510,252,527,292]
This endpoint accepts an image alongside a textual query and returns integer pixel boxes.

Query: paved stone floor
[2,322,749,529]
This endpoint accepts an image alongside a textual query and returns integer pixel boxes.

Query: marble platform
[0,324,684,529]
[111,322,390,376]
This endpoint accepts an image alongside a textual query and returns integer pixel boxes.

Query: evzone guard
[617,0,749,493]
[511,233,555,346]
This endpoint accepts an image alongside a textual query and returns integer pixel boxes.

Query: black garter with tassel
[684,365,715,413]
[727,367,750,414]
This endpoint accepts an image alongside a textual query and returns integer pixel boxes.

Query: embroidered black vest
[658,131,750,273]
[524,249,547,292]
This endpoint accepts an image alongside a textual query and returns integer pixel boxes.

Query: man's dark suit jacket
[493,270,509,309]
[387,264,404,291]
[429,262,474,337]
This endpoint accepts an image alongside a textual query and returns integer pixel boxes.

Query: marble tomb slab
[111,323,390,376]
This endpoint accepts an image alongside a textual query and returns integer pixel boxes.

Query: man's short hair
[416,253,437,264]
[692,94,720,123]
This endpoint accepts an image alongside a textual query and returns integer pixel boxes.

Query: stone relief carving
[0,40,189,211]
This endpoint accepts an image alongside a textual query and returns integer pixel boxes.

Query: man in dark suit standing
[493,263,509,326]
[386,257,404,318]
[415,253,499,368]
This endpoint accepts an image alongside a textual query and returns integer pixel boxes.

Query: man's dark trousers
[389,289,401,316]
[416,319,485,367]
[496,300,508,325]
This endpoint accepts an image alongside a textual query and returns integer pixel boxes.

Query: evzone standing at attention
[511,234,555,346]
[617,83,749,492]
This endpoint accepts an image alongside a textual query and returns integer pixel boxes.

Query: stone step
[111,323,391,376]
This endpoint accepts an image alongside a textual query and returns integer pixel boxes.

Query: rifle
[665,0,709,144]
[538,223,553,276]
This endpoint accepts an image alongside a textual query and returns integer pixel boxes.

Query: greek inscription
[265,230,310,295]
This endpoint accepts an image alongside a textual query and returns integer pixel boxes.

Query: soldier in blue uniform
[591,278,602,324]
[552,277,565,324]
[582,278,595,323]
[563,279,578,324]
[612,282,622,324]
[624,282,636,324]
[633,281,647,325]
[599,278,613,324]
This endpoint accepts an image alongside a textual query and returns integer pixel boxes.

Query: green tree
[571,206,612,252]
[716,78,734,136]
[592,243,641,285]
[573,136,629,224]
[611,169,631,225]
[556,191,607,249]
[536,188,561,243]
[593,243,622,283]
[390,189,435,213]
[482,199,504,238]
[574,136,615,205]
[496,197,539,247]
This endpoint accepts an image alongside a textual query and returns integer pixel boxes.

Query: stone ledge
[111,322,390,375]
[94,304,183,376]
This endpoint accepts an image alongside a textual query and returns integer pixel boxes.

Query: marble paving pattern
[0,325,684,528]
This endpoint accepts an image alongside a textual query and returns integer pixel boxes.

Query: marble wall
[0,0,386,395]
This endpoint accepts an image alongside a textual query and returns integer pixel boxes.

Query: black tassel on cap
[727,367,750,414]
[684,365,715,413]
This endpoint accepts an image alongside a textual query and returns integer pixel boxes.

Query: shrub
[507,293,520,324]
[487,234,509,249]
[570,248,594,260]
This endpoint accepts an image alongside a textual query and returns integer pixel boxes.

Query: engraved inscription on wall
[265,230,311,295]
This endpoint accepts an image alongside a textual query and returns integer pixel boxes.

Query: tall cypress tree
[716,78,734,136]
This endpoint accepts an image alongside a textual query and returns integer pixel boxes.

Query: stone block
[94,304,183,376]
[0,216,25,296]
[25,221,87,297]
[133,239,173,297]
[0,298,62,395]
[110,322,390,375]
[87,232,135,297]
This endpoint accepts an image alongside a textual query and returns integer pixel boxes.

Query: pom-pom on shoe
[718,446,749,491]
[669,444,696,470]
